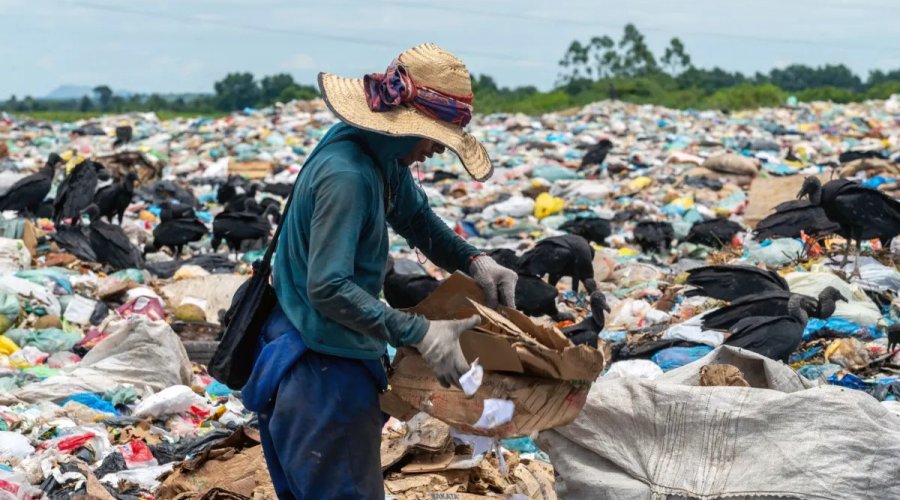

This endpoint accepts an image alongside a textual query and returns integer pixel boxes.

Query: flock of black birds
[0,153,283,273]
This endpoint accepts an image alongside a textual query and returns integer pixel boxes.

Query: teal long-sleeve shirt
[272,123,480,360]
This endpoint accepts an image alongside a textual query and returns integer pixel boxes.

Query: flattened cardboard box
[381,273,608,437]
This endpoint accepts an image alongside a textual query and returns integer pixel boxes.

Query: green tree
[213,72,261,111]
[661,37,691,75]
[617,24,657,76]
[589,36,619,78]
[78,96,93,112]
[260,73,296,105]
[145,94,168,111]
[557,40,591,85]
[277,84,318,103]
[93,85,113,111]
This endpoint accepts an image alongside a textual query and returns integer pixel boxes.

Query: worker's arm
[388,167,480,273]
[306,168,428,347]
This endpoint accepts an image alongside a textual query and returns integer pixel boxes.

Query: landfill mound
[0,96,898,498]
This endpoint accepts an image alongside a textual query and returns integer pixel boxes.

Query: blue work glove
[469,255,518,309]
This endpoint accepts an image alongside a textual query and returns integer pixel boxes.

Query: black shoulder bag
[209,134,379,389]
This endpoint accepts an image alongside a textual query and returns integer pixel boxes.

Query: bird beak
[839,293,849,302]
[603,302,611,313]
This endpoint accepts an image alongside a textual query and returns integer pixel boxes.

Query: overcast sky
[2,0,899,97]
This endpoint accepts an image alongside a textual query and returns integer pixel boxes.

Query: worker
[241,43,518,499]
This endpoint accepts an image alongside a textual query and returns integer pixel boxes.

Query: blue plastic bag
[803,318,878,340]
[651,346,713,372]
[797,363,841,380]
[61,393,117,415]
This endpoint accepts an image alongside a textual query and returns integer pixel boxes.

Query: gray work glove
[414,315,481,388]
[469,255,518,309]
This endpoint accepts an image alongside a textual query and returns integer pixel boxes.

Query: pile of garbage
[0,95,898,498]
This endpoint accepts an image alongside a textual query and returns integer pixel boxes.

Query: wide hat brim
[318,72,493,182]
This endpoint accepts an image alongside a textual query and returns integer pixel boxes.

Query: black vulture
[754,199,841,240]
[838,150,886,163]
[484,248,574,321]
[579,139,614,170]
[701,287,847,331]
[633,220,675,254]
[94,171,138,225]
[724,295,809,362]
[382,257,440,309]
[0,153,61,216]
[150,180,199,208]
[797,176,900,276]
[223,183,260,214]
[53,160,103,226]
[685,264,788,301]
[261,182,293,199]
[83,205,144,270]
[561,292,610,348]
[889,324,900,352]
[147,203,208,258]
[50,225,97,262]
[113,126,133,148]
[144,254,235,279]
[686,218,744,248]
[559,217,611,245]
[518,234,597,293]
[211,202,273,254]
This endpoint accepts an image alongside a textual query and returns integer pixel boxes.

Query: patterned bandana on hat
[364,59,473,127]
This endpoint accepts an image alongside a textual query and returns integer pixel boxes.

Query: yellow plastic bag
[628,176,652,192]
[534,192,565,220]
[0,335,20,356]
[670,196,694,210]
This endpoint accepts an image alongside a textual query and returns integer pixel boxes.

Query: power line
[56,0,535,65]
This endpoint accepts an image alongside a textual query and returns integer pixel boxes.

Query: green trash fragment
[104,385,139,406]
[111,269,145,284]
[4,328,81,353]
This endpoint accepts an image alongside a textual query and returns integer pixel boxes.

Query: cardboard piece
[229,160,274,180]
[383,351,592,437]
[386,273,608,437]
[744,173,829,228]
[156,427,274,500]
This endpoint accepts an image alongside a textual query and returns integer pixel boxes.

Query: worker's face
[400,139,445,166]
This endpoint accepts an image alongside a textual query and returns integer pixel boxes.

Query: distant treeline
[0,73,318,115]
[3,24,900,117]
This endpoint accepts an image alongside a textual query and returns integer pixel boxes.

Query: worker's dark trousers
[244,305,387,499]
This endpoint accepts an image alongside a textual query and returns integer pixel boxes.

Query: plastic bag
[0,293,19,322]
[0,275,61,316]
[0,238,31,274]
[4,328,80,353]
[0,430,34,458]
[482,196,535,219]
[62,295,97,325]
[121,440,158,469]
[117,296,166,321]
[0,335,19,355]
[797,363,842,381]
[8,345,48,368]
[825,338,871,371]
[46,351,81,369]
[61,393,117,415]
[604,359,664,380]
[111,268,146,284]
[744,238,804,267]
[15,268,73,295]
[133,385,200,418]
[651,345,714,371]
[533,192,565,220]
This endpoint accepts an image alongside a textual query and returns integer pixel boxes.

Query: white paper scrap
[474,399,515,430]
[459,358,483,397]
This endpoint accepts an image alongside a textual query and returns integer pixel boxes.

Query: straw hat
[318,43,493,181]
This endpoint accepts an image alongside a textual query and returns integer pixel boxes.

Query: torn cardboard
[383,273,607,437]
[744,172,829,228]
